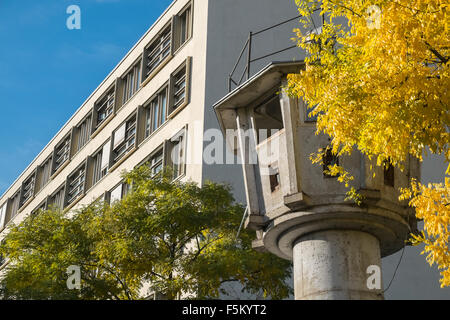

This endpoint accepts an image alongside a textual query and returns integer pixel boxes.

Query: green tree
[0,202,130,300]
[0,167,292,300]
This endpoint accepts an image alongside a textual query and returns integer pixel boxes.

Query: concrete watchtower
[214,61,420,300]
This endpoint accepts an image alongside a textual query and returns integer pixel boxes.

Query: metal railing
[228,10,321,92]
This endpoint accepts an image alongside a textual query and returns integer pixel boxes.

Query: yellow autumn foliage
[400,178,450,288]
[288,0,449,286]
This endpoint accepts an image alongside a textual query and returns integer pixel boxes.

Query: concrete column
[293,230,383,300]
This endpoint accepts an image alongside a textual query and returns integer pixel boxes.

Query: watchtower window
[384,161,395,187]
[254,94,283,144]
[304,101,319,122]
[323,148,339,178]
[269,165,280,192]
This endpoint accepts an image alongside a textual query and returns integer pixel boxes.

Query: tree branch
[424,41,449,64]
[102,265,132,300]
[190,235,225,263]
[149,270,166,280]
[327,0,362,17]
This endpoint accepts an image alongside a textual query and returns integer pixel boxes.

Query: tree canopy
[0,167,292,299]
[288,0,449,287]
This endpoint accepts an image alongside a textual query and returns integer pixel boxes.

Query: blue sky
[0,0,173,195]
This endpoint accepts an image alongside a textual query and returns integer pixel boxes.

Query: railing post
[228,75,232,92]
[246,31,252,80]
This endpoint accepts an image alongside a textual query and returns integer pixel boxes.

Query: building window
[20,172,36,207]
[0,253,5,267]
[174,4,192,51]
[145,87,168,137]
[67,164,86,205]
[323,147,339,178]
[95,87,115,129]
[74,115,92,153]
[92,141,110,186]
[48,186,65,210]
[166,128,186,180]
[36,155,52,193]
[31,200,47,216]
[149,148,164,177]
[112,115,137,164]
[171,66,186,111]
[169,59,191,115]
[145,25,172,79]
[7,191,21,221]
[384,161,395,187]
[53,135,71,173]
[0,202,7,230]
[123,61,142,105]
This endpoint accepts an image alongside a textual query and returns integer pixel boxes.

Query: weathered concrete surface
[293,230,383,300]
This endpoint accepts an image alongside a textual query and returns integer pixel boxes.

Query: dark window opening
[384,161,395,187]
[269,166,280,192]
[323,148,339,178]
[304,101,319,122]
[254,93,284,144]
